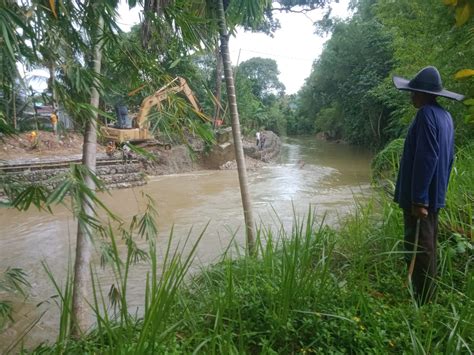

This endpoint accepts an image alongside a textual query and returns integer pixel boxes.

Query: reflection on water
[0,136,372,350]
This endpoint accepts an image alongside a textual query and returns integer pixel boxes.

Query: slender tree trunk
[377,110,382,146]
[49,62,58,110]
[12,83,16,130]
[216,0,255,254]
[213,39,223,127]
[71,16,103,338]
[4,85,10,125]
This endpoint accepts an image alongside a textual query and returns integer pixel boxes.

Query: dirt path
[0,131,105,161]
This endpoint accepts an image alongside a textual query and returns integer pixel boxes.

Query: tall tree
[213,0,331,251]
[0,1,35,130]
[213,40,224,126]
[296,0,394,147]
[71,13,104,338]
[238,57,285,104]
[217,0,256,253]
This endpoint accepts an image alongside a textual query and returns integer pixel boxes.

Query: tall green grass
[27,198,473,354]
[0,268,30,330]
[443,143,474,241]
[167,201,472,354]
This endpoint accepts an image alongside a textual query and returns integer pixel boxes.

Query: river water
[0,136,373,350]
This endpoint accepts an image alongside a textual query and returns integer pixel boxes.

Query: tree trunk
[216,0,255,254]
[49,62,58,110]
[213,39,223,127]
[12,82,16,130]
[71,16,103,338]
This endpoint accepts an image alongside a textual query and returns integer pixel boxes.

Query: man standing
[50,109,58,135]
[115,100,132,129]
[393,66,464,304]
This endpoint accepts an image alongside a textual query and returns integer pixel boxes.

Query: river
[0,136,373,350]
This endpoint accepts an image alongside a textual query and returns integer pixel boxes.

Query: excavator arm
[135,76,208,129]
[101,76,208,144]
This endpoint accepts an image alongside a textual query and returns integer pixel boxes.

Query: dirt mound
[0,131,104,161]
[140,145,201,175]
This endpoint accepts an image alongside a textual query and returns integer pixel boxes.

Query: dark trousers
[403,209,439,304]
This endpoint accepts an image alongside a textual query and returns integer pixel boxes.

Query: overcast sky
[119,1,353,94]
[228,2,352,94]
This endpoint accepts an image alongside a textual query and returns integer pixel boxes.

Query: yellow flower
[352,316,361,323]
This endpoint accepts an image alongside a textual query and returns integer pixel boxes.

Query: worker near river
[392,66,464,304]
[50,110,58,135]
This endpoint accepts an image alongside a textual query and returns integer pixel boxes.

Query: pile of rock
[243,130,281,162]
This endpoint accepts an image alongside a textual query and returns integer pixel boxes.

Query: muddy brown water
[0,136,373,350]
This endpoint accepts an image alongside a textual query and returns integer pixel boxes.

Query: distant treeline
[293,0,473,149]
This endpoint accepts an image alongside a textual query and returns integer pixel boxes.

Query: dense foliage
[294,0,473,149]
[1,0,472,149]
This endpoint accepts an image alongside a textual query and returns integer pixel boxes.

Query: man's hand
[412,205,428,219]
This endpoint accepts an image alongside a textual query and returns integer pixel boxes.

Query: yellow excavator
[101,76,207,145]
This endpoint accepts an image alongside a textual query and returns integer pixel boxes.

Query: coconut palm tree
[215,0,258,253]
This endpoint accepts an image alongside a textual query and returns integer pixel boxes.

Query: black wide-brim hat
[393,66,464,101]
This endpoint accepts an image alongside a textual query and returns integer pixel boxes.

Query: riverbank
[0,129,280,175]
[0,130,281,200]
[0,136,373,352]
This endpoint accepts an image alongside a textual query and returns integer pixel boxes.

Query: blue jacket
[394,103,454,211]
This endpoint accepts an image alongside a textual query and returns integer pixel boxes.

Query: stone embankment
[0,154,146,199]
[0,130,282,199]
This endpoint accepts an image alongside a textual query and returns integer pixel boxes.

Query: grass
[443,143,474,241]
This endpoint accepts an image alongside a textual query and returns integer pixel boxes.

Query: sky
[118,1,352,95]
[228,2,352,94]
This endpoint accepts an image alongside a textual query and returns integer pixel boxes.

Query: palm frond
[0,267,30,297]
[0,112,15,136]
